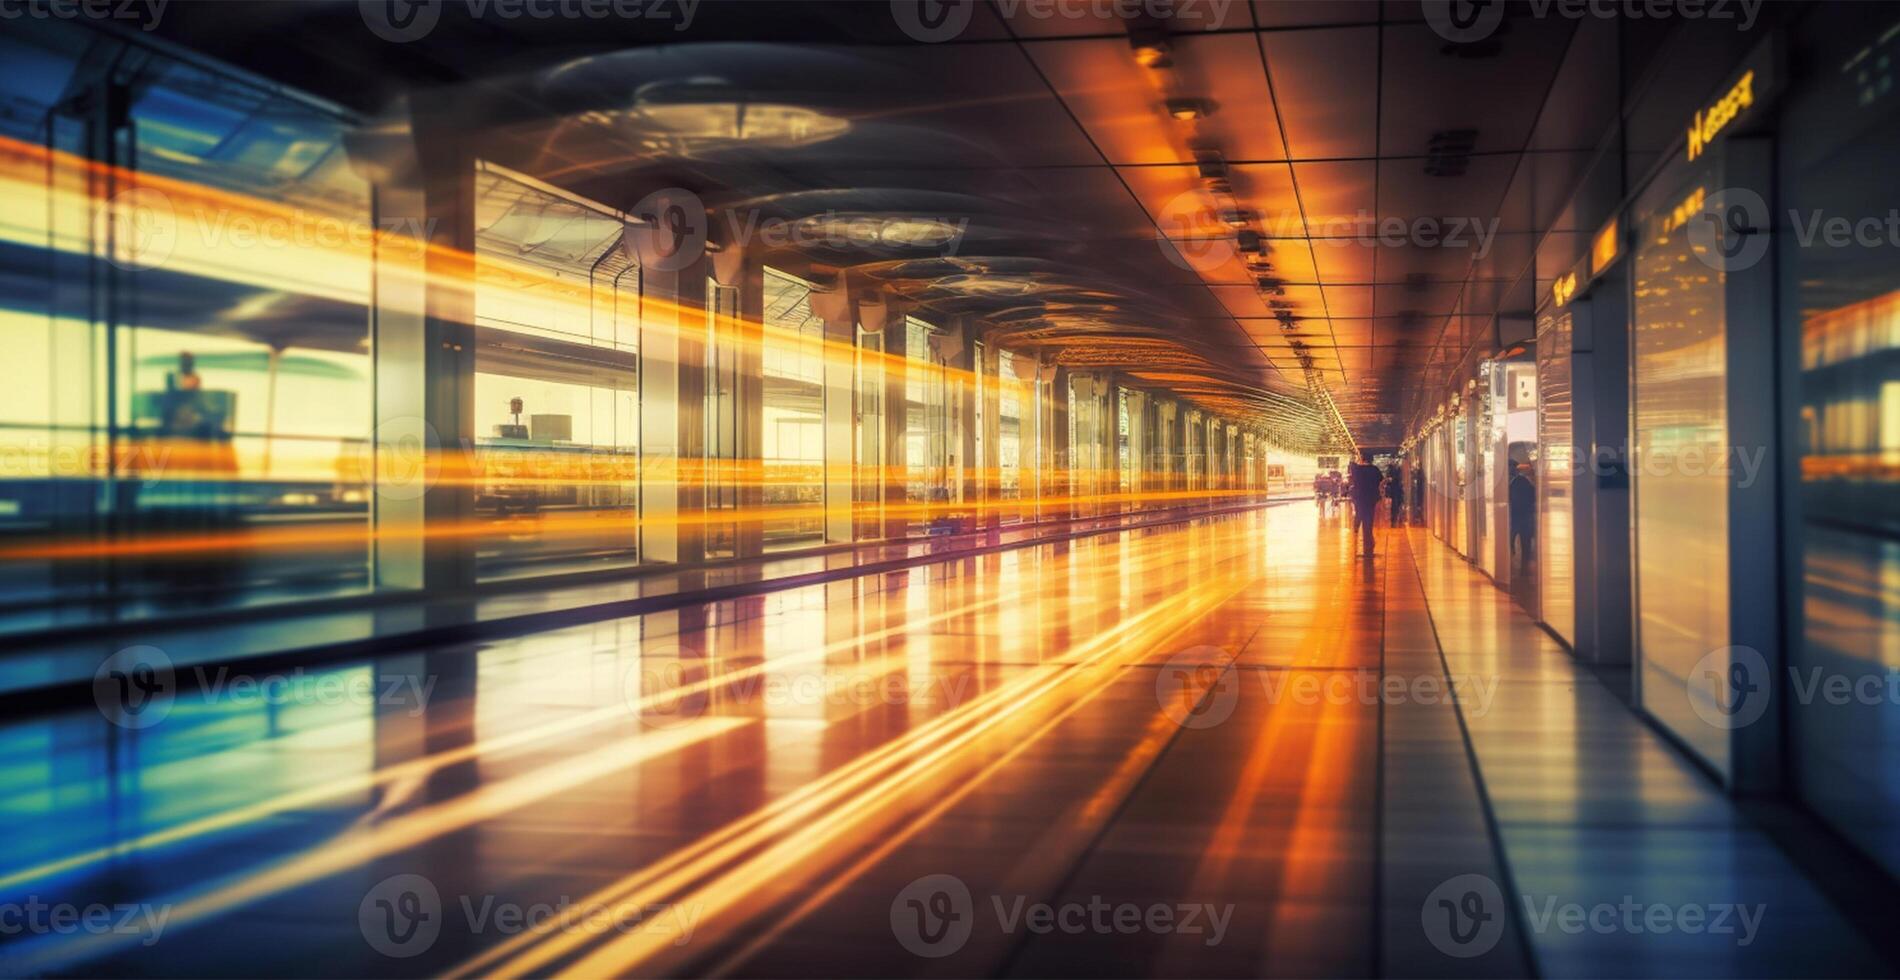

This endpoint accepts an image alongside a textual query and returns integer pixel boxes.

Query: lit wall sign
[1592,216,1620,275]
[1552,270,1578,308]
[1661,186,1707,237]
[1687,69,1755,162]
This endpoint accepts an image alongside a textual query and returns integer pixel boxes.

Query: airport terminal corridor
[1,505,1886,977]
[4,1,1900,977]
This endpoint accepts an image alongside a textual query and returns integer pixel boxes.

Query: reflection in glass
[473,163,639,579]
[1631,173,1732,776]
[762,269,825,550]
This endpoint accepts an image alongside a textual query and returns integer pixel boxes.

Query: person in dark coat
[1384,464,1405,527]
[1346,451,1384,557]
[1509,461,1537,569]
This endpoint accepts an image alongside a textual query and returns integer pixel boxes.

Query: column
[356,102,477,593]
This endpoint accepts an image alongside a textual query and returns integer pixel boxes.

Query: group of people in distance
[1313,451,1410,557]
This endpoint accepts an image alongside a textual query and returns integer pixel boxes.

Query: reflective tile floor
[0,504,1889,978]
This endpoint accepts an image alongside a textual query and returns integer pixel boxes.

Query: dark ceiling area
[136,0,1592,447]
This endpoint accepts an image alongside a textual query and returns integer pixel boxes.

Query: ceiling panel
[1319,284,1375,318]
[1025,33,1284,167]
[1260,27,1378,160]
[1292,160,1377,228]
[1310,243,1378,283]
[1004,2,1246,37]
[1378,20,1575,156]
[1252,0,1380,27]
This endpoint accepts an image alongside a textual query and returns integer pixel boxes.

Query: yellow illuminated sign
[1552,271,1578,308]
[1686,69,1755,162]
[1661,187,1707,237]
[1592,217,1620,275]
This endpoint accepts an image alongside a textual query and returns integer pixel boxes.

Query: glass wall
[903,316,952,531]
[705,281,742,559]
[761,268,825,550]
[0,25,1281,621]
[997,351,1033,518]
[1630,166,1733,776]
[471,163,638,580]
[0,24,375,612]
[1537,306,1576,645]
[854,325,885,535]
[1782,1,1900,877]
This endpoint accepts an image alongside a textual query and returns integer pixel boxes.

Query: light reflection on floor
[0,504,1886,978]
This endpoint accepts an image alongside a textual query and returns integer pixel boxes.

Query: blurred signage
[1683,39,1780,163]
[1551,271,1578,309]
[1687,70,1756,161]
[1592,216,1621,275]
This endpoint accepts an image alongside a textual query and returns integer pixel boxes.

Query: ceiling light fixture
[1166,98,1211,120]
[1130,28,1172,68]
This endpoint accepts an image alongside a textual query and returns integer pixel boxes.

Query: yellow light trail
[0,523,1209,912]
[451,528,1266,977]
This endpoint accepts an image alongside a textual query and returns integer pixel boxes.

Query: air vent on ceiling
[1425,129,1478,177]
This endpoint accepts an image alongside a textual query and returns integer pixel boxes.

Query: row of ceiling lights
[1130,24,1350,454]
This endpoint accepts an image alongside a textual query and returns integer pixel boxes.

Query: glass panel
[0,28,374,613]
[473,164,638,580]
[1783,21,1900,875]
[1537,307,1576,644]
[761,268,824,550]
[904,316,950,533]
[998,353,1027,513]
[704,281,740,559]
[854,326,884,533]
[1632,168,1732,777]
